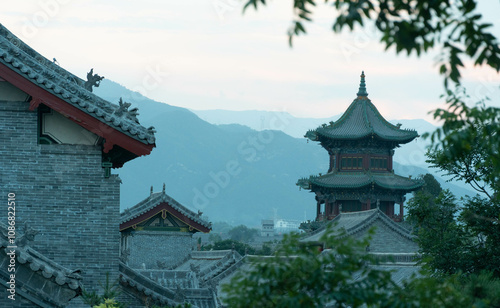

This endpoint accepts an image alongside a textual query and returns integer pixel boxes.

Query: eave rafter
[0,62,154,158]
[120,202,211,233]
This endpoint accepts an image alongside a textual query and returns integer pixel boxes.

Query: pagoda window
[340,156,363,170]
[370,157,388,170]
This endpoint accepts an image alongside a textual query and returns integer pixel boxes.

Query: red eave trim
[0,62,154,157]
[120,202,211,233]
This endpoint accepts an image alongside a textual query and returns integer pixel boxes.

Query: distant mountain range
[95,80,476,226]
[190,109,437,170]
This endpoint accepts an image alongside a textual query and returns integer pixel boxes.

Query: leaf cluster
[407,174,500,277]
[202,238,272,256]
[424,89,499,201]
[222,227,400,307]
[222,224,500,307]
[228,224,259,243]
[82,273,126,308]
[406,189,474,275]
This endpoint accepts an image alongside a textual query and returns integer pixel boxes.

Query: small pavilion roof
[300,208,415,243]
[305,72,418,144]
[297,171,424,191]
[120,188,211,233]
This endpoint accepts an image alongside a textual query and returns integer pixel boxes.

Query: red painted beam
[120,202,211,233]
[0,62,154,157]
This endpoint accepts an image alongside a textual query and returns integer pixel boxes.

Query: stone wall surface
[0,99,121,307]
[127,231,194,269]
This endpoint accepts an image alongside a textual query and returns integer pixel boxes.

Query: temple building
[119,185,212,270]
[297,72,423,221]
[0,21,238,308]
[118,188,241,308]
[0,22,155,307]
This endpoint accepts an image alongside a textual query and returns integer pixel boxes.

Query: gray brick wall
[127,231,194,269]
[0,100,121,306]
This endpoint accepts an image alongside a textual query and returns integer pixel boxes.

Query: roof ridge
[305,73,419,144]
[375,209,415,240]
[342,210,379,235]
[363,99,373,134]
[119,262,192,307]
[120,191,211,230]
[365,99,416,133]
[0,23,156,145]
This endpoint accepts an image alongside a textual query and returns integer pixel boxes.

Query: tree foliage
[425,96,499,201]
[244,0,500,87]
[228,225,259,243]
[420,173,443,198]
[406,189,473,275]
[407,171,500,277]
[223,228,397,307]
[81,273,126,308]
[202,239,272,256]
[222,226,500,307]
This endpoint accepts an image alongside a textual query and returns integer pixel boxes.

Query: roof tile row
[0,23,155,144]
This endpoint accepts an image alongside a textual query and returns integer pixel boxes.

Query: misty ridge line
[94,80,475,226]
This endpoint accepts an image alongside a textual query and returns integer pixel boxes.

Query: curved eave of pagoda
[297,173,424,192]
[316,129,418,144]
[305,128,418,145]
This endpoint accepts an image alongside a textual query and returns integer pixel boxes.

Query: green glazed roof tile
[307,72,418,143]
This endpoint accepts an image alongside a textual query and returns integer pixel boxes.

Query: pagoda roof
[297,171,424,191]
[305,72,418,144]
[120,188,211,233]
[0,23,155,161]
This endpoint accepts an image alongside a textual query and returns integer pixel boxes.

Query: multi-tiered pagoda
[297,72,423,222]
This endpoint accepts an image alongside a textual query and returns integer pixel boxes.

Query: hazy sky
[2,1,499,122]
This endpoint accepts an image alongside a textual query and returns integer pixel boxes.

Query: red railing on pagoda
[316,212,403,222]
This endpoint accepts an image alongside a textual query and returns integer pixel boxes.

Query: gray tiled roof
[119,262,198,308]
[305,73,417,143]
[120,191,211,230]
[301,209,415,243]
[297,171,424,190]
[371,263,421,286]
[0,222,82,291]
[0,23,155,144]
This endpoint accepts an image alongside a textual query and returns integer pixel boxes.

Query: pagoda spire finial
[357,71,368,97]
